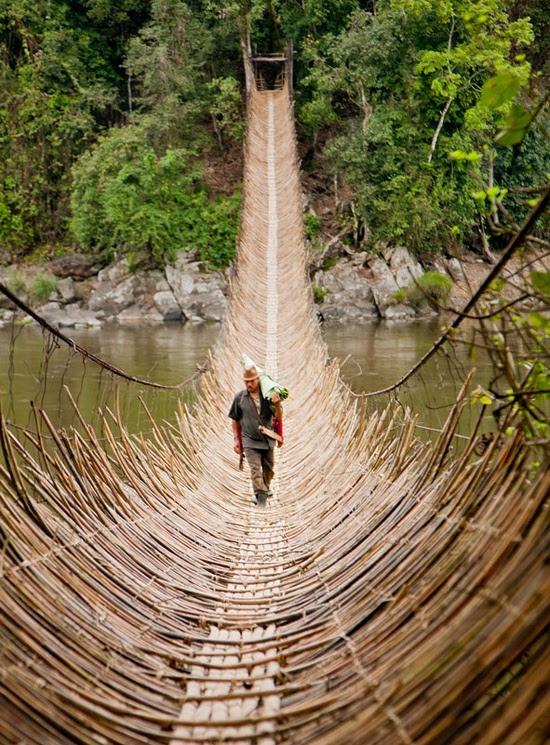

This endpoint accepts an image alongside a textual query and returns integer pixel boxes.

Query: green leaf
[494,104,531,147]
[471,385,493,406]
[530,272,550,296]
[486,186,499,198]
[472,190,487,203]
[528,312,549,330]
[480,72,520,110]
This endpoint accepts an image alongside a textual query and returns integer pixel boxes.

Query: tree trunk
[427,96,453,164]
[238,19,254,97]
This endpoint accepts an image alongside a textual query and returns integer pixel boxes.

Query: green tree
[71,122,240,268]
[0,0,125,256]
[294,0,543,256]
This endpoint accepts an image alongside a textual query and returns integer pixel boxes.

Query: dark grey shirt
[228,389,274,450]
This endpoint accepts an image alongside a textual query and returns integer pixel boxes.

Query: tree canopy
[0,0,547,266]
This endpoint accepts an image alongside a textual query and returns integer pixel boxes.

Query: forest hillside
[0,0,548,271]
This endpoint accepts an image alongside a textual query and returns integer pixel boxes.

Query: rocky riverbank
[0,246,540,329]
[0,251,228,328]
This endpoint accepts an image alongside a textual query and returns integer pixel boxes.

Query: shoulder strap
[247,392,270,443]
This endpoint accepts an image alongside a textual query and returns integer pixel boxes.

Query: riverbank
[0,246,545,328]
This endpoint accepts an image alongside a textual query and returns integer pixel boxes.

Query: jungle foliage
[0,0,548,267]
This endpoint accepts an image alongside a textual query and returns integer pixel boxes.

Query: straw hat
[243,366,259,381]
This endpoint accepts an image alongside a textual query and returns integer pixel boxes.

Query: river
[0,319,492,440]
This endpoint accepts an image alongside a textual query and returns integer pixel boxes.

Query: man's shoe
[256,491,267,509]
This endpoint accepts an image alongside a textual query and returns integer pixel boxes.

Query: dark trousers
[244,447,274,495]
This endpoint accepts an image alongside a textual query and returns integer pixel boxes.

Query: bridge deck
[0,85,547,745]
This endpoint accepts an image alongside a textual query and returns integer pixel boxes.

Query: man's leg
[243,448,268,501]
[262,448,275,494]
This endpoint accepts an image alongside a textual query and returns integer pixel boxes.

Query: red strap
[272,417,284,447]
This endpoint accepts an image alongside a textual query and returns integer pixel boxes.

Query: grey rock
[447,258,464,282]
[0,309,14,325]
[154,290,184,321]
[431,260,448,276]
[369,258,400,313]
[47,254,101,280]
[39,303,101,327]
[89,275,137,314]
[314,260,378,322]
[117,305,146,323]
[202,302,226,322]
[351,251,368,267]
[165,252,227,322]
[154,275,171,293]
[318,305,346,322]
[97,259,129,285]
[58,277,77,304]
[390,246,423,289]
[40,302,62,314]
[385,303,417,320]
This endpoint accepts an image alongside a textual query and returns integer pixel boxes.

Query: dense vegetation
[0,0,548,269]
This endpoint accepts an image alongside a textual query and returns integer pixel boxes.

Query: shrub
[31,274,59,303]
[71,125,241,270]
[187,188,242,270]
[312,285,328,304]
[392,288,407,303]
[6,269,27,296]
[406,271,453,309]
[304,214,321,240]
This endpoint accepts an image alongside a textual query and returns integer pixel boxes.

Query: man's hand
[271,392,283,420]
[233,438,243,454]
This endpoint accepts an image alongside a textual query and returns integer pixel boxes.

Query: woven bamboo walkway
[0,83,548,745]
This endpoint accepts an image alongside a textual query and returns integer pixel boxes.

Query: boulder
[38,302,101,327]
[0,309,15,325]
[165,251,228,323]
[89,275,138,315]
[154,290,184,321]
[313,260,378,322]
[390,246,423,288]
[47,254,101,280]
[447,258,463,282]
[58,277,77,304]
[385,303,417,320]
[368,258,400,315]
[318,304,347,322]
[116,305,142,323]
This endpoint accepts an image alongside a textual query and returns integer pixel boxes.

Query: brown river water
[0,319,493,441]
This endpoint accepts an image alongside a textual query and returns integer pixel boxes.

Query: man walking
[229,365,283,508]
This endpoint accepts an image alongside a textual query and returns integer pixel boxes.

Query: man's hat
[243,366,259,381]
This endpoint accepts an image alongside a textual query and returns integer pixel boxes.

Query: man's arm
[271,392,283,420]
[232,419,243,454]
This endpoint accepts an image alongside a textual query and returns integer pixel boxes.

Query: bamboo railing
[0,83,548,745]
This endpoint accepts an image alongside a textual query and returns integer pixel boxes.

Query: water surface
[0,319,489,439]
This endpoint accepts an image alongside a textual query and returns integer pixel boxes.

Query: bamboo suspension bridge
[0,66,548,744]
